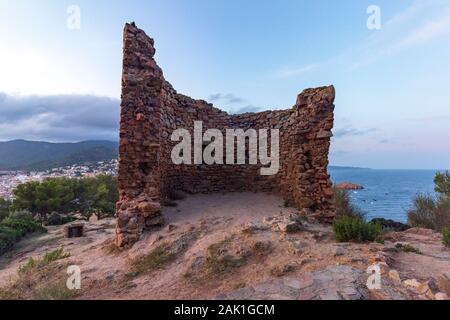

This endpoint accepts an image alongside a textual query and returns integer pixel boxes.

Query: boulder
[388,270,401,282]
[371,218,410,232]
[437,272,450,296]
[277,221,304,233]
[334,246,346,257]
[403,279,421,289]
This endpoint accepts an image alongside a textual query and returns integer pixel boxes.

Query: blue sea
[329,168,439,223]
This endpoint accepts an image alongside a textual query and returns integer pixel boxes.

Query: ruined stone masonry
[115,23,336,248]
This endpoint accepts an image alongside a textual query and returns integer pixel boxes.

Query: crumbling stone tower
[115,23,336,248]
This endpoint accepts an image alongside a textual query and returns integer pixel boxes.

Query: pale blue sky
[0,0,449,169]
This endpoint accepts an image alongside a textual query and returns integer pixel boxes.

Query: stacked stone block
[116,23,336,248]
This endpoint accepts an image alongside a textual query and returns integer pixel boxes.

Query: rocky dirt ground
[0,193,448,300]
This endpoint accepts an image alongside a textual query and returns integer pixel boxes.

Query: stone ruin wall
[115,23,336,248]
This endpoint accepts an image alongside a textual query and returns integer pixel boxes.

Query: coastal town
[0,159,118,200]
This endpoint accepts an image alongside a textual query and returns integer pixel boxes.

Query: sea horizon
[329,167,442,224]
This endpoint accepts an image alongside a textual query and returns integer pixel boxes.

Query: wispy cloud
[275,0,450,77]
[274,64,317,79]
[333,126,379,139]
[394,9,450,51]
[352,0,450,68]
[209,93,246,104]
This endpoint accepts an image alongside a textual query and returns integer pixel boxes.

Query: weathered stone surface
[215,265,366,300]
[437,272,450,296]
[334,246,346,257]
[116,22,336,247]
[241,219,270,234]
[403,279,421,289]
[435,292,449,300]
[277,221,304,233]
[388,270,402,283]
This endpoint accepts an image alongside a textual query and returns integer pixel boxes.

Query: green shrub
[46,212,63,226]
[9,210,33,220]
[1,218,45,236]
[333,187,364,219]
[333,216,381,243]
[5,247,74,300]
[434,171,450,196]
[408,171,450,232]
[0,198,11,222]
[407,194,450,232]
[42,247,70,264]
[19,247,70,275]
[443,228,450,247]
[0,226,21,254]
[0,218,46,256]
[45,212,75,226]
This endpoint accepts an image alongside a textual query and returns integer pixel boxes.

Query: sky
[0,0,449,169]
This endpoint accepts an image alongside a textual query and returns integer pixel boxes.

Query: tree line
[0,175,118,223]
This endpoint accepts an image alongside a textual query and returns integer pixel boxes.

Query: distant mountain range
[0,140,118,171]
[0,139,368,172]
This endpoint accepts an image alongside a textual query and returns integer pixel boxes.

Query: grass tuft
[205,238,248,275]
[128,244,176,278]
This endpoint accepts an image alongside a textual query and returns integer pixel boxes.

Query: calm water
[329,168,438,223]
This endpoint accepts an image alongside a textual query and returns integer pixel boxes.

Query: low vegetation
[128,233,197,280]
[0,217,46,256]
[407,171,450,232]
[46,212,76,226]
[332,187,381,242]
[333,187,364,219]
[443,228,450,247]
[1,176,117,255]
[0,198,12,222]
[128,244,176,278]
[12,175,118,221]
[333,216,381,243]
[205,238,248,276]
[252,241,273,256]
[19,247,70,275]
[0,247,75,300]
[395,243,422,255]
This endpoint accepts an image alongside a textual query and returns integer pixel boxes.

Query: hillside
[0,193,448,300]
[0,140,118,171]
